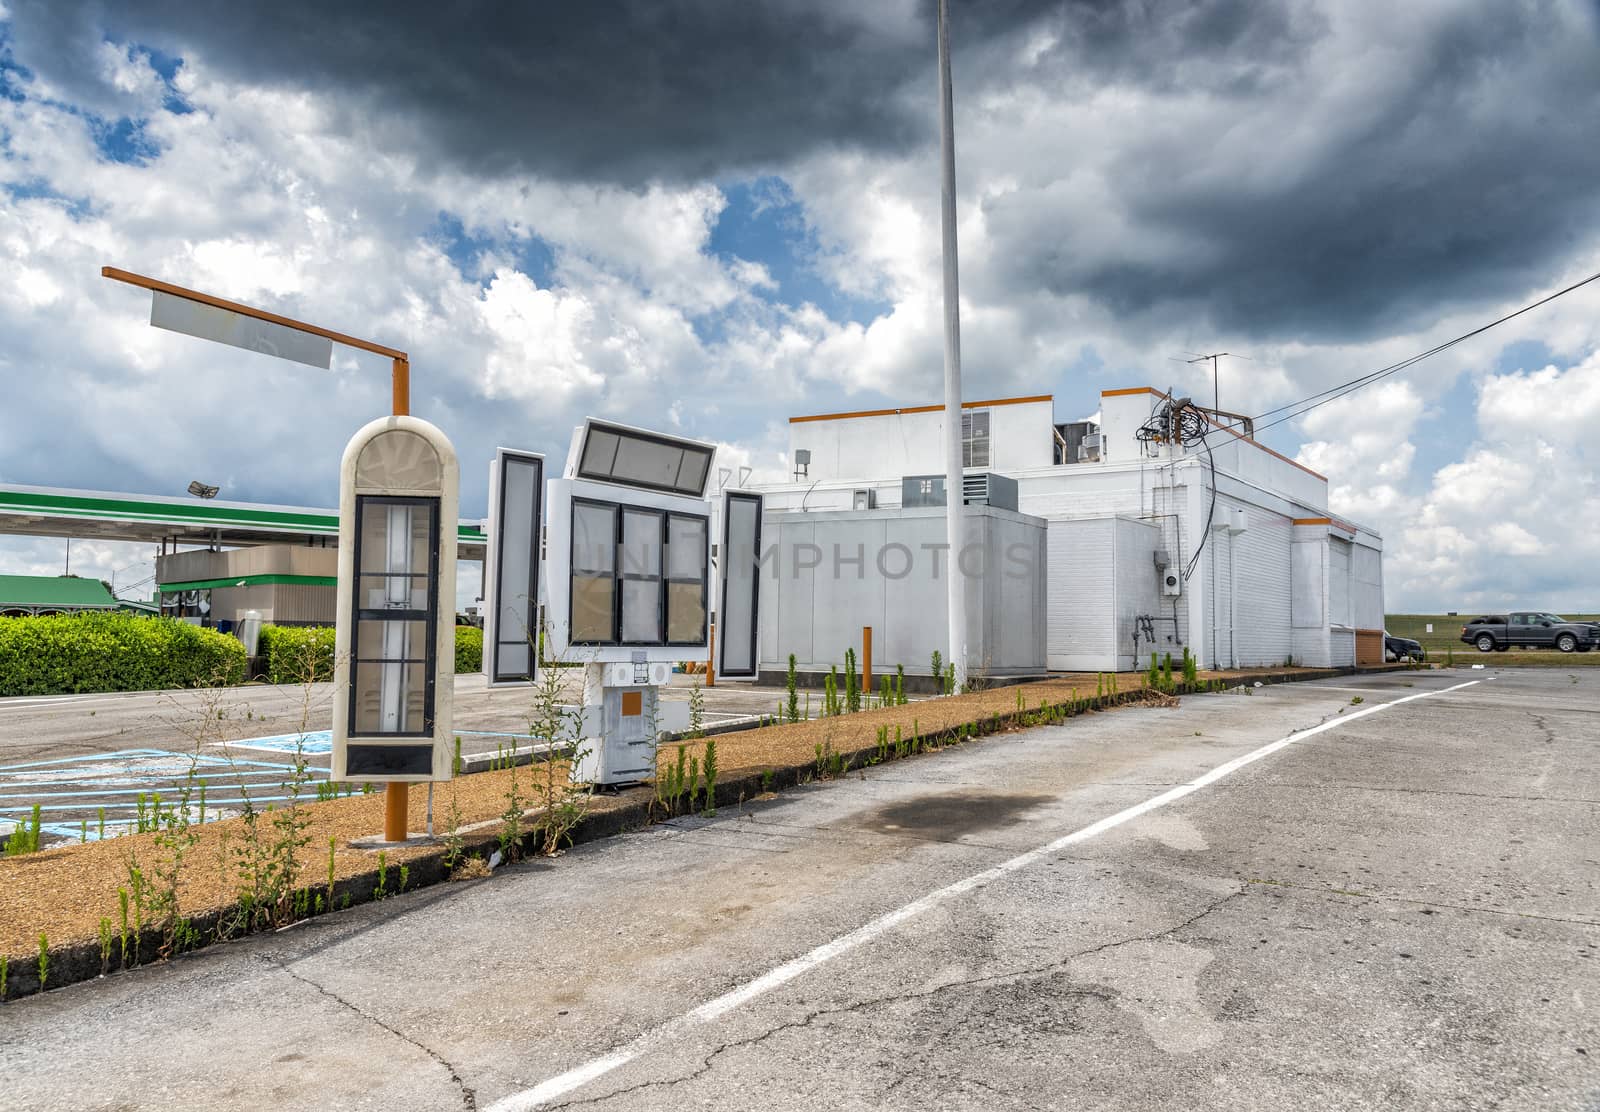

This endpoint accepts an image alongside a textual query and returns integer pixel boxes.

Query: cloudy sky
[1,0,1597,612]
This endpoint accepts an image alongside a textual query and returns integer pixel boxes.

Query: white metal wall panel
[1046,517,1115,670]
[1291,540,1325,628]
[1231,502,1294,667]
[1113,517,1163,671]
[1329,539,1352,628]
[1352,542,1383,629]
[1207,520,1233,669]
[1330,628,1356,667]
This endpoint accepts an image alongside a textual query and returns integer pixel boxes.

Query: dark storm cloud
[986,0,1600,340]
[8,0,1599,346]
[4,0,1055,186]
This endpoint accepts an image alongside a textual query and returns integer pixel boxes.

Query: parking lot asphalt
[2,667,1596,1111]
[0,672,795,838]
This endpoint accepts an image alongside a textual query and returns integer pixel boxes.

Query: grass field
[1387,613,1600,663]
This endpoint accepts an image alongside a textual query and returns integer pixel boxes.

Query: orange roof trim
[789,394,1053,424]
[1293,516,1359,534]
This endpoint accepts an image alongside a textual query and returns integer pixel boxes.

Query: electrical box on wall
[851,488,876,511]
[1154,547,1181,597]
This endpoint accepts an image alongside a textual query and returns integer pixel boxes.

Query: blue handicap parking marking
[0,747,328,819]
[218,730,334,756]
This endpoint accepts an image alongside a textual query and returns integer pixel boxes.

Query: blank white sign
[719,491,762,678]
[486,449,543,686]
[151,290,333,369]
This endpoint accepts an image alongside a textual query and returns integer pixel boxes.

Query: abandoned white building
[745,389,1383,677]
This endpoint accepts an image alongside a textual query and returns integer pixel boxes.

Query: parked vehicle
[1384,631,1424,662]
[1459,612,1600,653]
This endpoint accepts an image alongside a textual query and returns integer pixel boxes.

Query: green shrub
[0,612,246,696]
[453,625,483,673]
[257,625,337,684]
[258,624,483,684]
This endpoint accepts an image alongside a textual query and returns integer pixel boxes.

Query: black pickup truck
[1460,612,1600,653]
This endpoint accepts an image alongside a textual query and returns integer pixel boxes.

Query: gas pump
[537,419,715,785]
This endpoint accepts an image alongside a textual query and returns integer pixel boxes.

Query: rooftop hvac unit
[1077,432,1102,462]
[852,488,877,511]
[905,473,1017,510]
[961,472,1018,511]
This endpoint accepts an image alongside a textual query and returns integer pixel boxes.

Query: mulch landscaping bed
[0,666,1341,995]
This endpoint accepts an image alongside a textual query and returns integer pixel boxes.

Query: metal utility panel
[572,684,661,784]
[902,475,946,507]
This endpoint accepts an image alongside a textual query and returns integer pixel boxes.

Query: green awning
[157,574,338,593]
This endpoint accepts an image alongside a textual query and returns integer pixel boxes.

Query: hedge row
[0,613,247,696]
[257,624,483,684]
[256,625,336,685]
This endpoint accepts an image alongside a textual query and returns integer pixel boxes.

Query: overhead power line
[1251,268,1600,435]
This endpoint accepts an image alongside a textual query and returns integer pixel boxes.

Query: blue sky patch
[711,175,892,326]
[430,212,556,288]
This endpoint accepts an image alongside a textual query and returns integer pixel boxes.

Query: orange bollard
[384,783,408,842]
[863,626,872,695]
[707,624,716,687]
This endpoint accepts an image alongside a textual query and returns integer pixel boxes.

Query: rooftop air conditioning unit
[961,472,1018,512]
[1077,433,1102,462]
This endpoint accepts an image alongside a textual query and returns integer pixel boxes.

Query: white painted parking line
[485,679,1482,1111]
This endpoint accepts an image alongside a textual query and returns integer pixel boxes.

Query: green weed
[844,648,860,713]
[36,933,47,993]
[702,739,719,817]
[786,654,800,722]
[4,802,42,856]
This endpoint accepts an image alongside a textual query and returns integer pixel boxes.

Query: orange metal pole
[392,356,410,417]
[863,626,872,695]
[384,781,409,842]
[706,623,716,687]
[383,357,412,840]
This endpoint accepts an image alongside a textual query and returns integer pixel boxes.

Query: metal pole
[863,626,873,695]
[393,356,410,418]
[937,0,968,693]
[385,356,410,841]
[1212,354,1220,413]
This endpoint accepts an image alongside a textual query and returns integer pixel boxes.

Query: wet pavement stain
[859,791,1056,839]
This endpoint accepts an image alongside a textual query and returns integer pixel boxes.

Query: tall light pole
[937,0,968,692]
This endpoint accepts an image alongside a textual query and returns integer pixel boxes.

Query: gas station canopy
[0,483,487,560]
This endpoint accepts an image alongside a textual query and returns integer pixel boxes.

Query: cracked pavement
[2,668,1598,1110]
